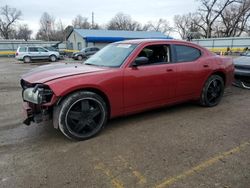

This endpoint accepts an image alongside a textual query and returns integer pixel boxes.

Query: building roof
[72,29,172,43]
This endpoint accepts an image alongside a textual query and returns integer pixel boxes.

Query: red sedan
[21,39,234,140]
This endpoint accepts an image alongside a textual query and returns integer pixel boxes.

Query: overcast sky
[1,0,199,37]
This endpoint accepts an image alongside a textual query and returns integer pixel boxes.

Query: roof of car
[115,39,211,53]
[115,39,187,44]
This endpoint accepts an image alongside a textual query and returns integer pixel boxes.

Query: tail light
[15,52,18,56]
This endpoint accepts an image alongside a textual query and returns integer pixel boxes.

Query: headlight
[23,88,43,104]
[22,85,53,104]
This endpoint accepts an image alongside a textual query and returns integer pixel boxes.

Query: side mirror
[132,57,149,67]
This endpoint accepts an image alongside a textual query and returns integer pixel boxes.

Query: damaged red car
[20,39,234,140]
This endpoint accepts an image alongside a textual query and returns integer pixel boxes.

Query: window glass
[28,47,38,52]
[175,45,201,62]
[77,42,82,50]
[85,48,90,52]
[90,47,97,51]
[19,47,26,52]
[137,45,170,65]
[37,47,47,52]
[84,44,137,67]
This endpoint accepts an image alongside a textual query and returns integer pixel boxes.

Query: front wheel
[57,91,108,140]
[200,75,224,107]
[77,55,83,61]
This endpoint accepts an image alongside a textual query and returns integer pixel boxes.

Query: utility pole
[92,12,94,29]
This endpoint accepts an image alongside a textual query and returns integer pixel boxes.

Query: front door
[123,44,177,113]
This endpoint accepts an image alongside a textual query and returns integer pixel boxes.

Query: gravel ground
[0,57,249,188]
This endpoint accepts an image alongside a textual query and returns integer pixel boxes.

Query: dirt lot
[0,57,249,188]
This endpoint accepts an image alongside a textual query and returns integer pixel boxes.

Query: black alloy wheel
[200,75,224,107]
[57,91,108,140]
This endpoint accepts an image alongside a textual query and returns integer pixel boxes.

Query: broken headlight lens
[23,85,53,104]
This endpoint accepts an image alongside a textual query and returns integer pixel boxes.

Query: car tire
[77,55,83,61]
[200,75,224,107]
[49,55,57,62]
[57,91,108,141]
[23,56,31,63]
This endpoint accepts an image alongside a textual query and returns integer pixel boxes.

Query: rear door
[28,47,39,59]
[173,44,204,98]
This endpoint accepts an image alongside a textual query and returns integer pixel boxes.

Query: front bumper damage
[22,102,51,125]
[21,79,56,125]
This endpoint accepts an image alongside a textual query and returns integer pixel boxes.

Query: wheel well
[57,88,111,118]
[23,56,30,59]
[212,71,226,85]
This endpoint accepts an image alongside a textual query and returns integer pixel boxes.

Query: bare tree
[72,15,91,29]
[143,19,174,36]
[195,0,238,38]
[218,0,250,37]
[107,12,142,31]
[36,12,56,40]
[15,24,32,40]
[174,13,201,39]
[53,20,66,41]
[0,5,22,39]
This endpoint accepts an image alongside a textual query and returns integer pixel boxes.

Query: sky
[0,0,199,38]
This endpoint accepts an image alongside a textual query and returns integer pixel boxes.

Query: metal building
[0,40,65,56]
[192,37,250,53]
[67,29,172,50]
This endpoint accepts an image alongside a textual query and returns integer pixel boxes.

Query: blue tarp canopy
[72,29,173,43]
[85,36,172,42]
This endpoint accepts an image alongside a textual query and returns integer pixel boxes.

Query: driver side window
[137,45,170,65]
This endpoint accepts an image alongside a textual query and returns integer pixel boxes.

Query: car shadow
[104,102,197,133]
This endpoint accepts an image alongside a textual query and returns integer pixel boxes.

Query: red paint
[21,39,234,119]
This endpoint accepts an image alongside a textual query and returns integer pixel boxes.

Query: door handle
[203,64,209,68]
[166,68,173,72]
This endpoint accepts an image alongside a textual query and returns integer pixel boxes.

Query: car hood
[21,63,108,83]
[234,56,250,67]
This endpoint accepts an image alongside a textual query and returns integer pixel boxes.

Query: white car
[15,46,60,63]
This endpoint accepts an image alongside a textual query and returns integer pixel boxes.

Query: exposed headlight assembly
[23,84,53,104]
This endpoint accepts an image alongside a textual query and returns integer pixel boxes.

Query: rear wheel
[200,75,224,107]
[23,56,31,63]
[49,55,57,62]
[57,91,108,140]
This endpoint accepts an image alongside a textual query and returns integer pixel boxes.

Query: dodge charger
[20,39,234,140]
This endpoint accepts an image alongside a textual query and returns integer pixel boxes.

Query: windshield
[84,43,137,67]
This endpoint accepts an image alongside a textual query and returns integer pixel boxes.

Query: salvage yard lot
[0,57,249,188]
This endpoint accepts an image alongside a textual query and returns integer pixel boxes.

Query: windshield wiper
[84,63,94,65]
[84,63,107,67]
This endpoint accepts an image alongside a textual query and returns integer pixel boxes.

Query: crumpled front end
[20,79,58,125]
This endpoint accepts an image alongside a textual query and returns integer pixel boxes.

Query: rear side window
[92,47,99,51]
[174,45,201,62]
[28,47,38,52]
[19,47,26,52]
